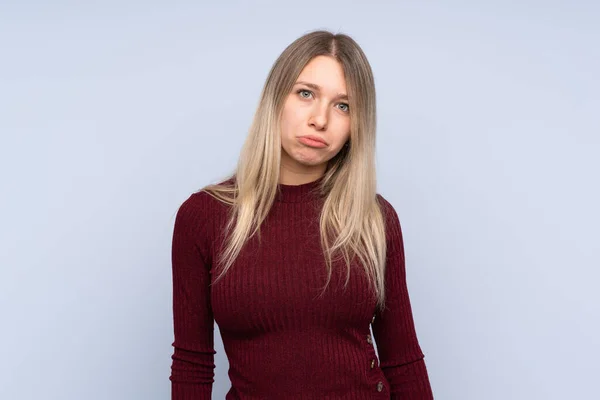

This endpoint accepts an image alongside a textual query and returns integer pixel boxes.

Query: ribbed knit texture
[170,178,433,399]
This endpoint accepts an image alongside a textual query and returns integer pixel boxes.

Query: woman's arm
[170,194,215,400]
[372,195,434,399]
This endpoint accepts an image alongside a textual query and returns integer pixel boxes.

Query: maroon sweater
[169,178,433,399]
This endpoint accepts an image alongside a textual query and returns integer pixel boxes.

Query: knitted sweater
[169,178,433,399]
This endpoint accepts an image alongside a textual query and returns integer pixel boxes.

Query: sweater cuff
[385,358,434,399]
[171,382,212,400]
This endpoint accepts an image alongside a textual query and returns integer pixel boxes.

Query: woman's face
[279,55,351,180]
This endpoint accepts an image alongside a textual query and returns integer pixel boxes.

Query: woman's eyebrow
[295,81,348,101]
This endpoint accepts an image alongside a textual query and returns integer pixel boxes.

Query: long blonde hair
[203,30,388,310]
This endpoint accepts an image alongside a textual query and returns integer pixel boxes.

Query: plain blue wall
[1,1,598,399]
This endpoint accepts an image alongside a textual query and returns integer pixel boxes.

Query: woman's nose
[308,106,328,131]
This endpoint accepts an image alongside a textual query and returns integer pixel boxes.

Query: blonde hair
[203,30,388,310]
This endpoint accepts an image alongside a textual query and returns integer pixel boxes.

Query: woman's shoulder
[175,179,234,228]
[375,193,399,220]
[375,193,403,240]
[182,189,227,212]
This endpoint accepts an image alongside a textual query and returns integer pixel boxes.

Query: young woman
[169,30,434,399]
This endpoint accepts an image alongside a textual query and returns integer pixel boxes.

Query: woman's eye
[338,103,350,112]
[298,89,312,99]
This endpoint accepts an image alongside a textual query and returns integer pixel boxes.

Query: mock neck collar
[275,176,325,203]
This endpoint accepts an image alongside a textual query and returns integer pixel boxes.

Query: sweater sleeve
[169,194,216,400]
[372,195,434,399]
